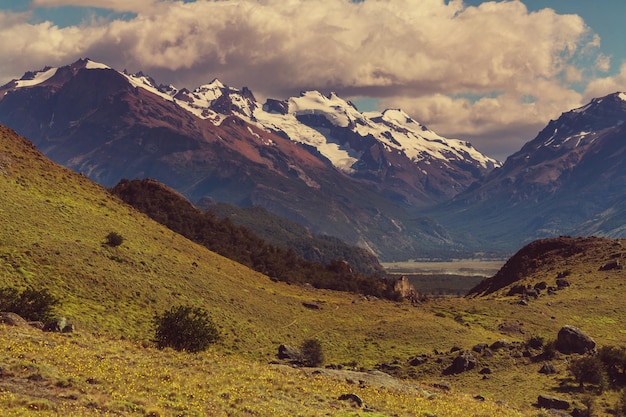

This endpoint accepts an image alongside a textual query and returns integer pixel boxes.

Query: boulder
[0,312,28,327]
[556,279,570,288]
[472,343,489,353]
[277,344,301,361]
[408,355,428,366]
[599,260,621,271]
[537,394,570,410]
[555,325,596,354]
[490,340,510,350]
[538,363,556,374]
[43,317,67,332]
[338,393,364,407]
[444,350,477,375]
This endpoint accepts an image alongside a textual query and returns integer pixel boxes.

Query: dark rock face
[537,394,570,410]
[555,325,596,354]
[434,92,626,253]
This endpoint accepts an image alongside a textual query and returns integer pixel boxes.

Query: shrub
[527,335,545,350]
[542,339,558,360]
[300,339,324,367]
[105,232,124,247]
[569,356,607,391]
[599,345,626,385]
[0,286,60,322]
[154,305,220,353]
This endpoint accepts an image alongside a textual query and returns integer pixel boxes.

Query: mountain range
[1,58,626,259]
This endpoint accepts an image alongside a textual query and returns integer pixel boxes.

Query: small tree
[300,338,324,367]
[154,305,220,353]
[105,232,124,247]
[0,286,60,322]
[599,345,626,385]
[569,356,606,391]
[542,339,558,360]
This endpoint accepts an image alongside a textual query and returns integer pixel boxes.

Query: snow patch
[85,60,110,70]
[619,92,626,102]
[15,67,58,87]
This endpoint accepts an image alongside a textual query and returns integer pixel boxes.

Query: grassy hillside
[0,126,525,415]
[3,125,626,416]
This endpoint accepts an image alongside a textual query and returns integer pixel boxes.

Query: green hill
[110,178,394,298]
[4,124,626,416]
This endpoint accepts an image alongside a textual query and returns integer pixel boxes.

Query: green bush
[105,232,124,247]
[542,339,558,360]
[0,286,60,322]
[569,356,607,391]
[154,305,220,353]
[527,335,545,350]
[300,339,324,367]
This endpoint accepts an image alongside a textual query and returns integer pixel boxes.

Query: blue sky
[0,0,624,160]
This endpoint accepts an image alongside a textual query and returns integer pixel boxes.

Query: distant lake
[382,259,506,296]
[382,259,505,277]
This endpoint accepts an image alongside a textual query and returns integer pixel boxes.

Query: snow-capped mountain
[433,91,626,252]
[0,58,500,259]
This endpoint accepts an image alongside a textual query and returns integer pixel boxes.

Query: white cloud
[0,0,607,159]
[584,61,626,102]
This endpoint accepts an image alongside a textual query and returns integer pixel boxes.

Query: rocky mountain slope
[433,92,626,253]
[0,58,498,260]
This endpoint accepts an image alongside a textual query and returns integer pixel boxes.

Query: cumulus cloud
[0,0,608,159]
[583,62,626,102]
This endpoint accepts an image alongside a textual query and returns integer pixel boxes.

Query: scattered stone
[556,279,570,288]
[432,381,451,391]
[507,285,526,296]
[490,340,510,350]
[408,355,428,366]
[277,344,301,361]
[444,350,477,375]
[555,325,596,354]
[28,321,44,330]
[534,281,548,290]
[539,363,556,374]
[43,317,67,332]
[525,288,539,298]
[0,312,28,327]
[338,393,364,408]
[599,259,621,271]
[498,320,525,335]
[302,302,321,310]
[519,299,529,306]
[479,367,492,375]
[474,395,486,401]
[571,407,588,417]
[62,324,74,333]
[472,343,489,353]
[537,394,570,410]
[449,346,462,353]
